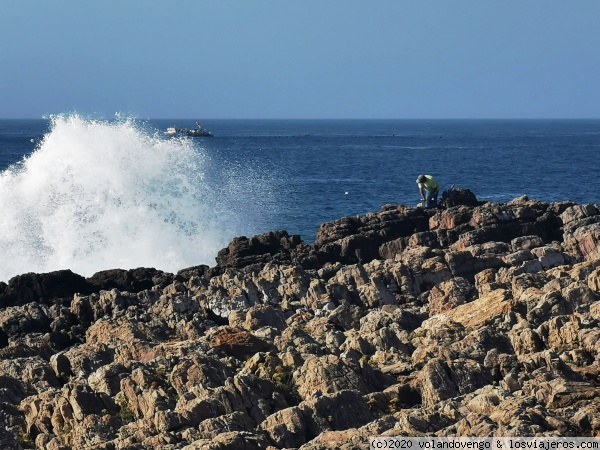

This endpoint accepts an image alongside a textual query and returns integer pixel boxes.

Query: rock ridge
[1,191,600,449]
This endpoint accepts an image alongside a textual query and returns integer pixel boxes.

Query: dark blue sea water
[1,117,599,281]
[172,119,600,239]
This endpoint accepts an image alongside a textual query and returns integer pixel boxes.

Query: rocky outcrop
[2,192,600,449]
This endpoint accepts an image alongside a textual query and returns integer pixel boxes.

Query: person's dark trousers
[426,190,439,208]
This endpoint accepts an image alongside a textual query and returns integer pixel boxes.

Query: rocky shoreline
[1,190,600,449]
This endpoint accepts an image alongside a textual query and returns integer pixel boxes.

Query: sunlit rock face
[3,192,600,448]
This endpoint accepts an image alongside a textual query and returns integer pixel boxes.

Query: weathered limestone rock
[88,362,129,396]
[561,204,600,234]
[293,354,388,400]
[87,267,172,293]
[216,230,302,269]
[428,277,474,315]
[57,342,115,379]
[413,358,491,409]
[569,224,600,261]
[63,383,117,421]
[300,390,376,437]
[0,270,91,308]
[0,303,51,339]
[429,206,474,231]
[3,195,600,447]
[198,411,256,439]
[536,378,599,409]
[0,356,60,391]
[260,406,307,448]
[244,304,286,331]
[181,431,272,450]
[445,288,514,329]
[207,327,275,359]
[466,389,502,416]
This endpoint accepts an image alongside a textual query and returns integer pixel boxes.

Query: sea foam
[0,115,267,282]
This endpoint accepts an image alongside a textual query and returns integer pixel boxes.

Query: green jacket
[416,175,440,192]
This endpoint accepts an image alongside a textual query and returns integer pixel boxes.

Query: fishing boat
[165,121,213,137]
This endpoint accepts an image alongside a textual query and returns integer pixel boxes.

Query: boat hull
[164,127,213,137]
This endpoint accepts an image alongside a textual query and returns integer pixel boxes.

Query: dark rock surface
[2,191,600,449]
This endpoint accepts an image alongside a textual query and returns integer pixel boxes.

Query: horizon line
[2,116,600,121]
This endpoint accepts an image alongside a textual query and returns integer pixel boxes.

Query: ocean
[1,115,599,282]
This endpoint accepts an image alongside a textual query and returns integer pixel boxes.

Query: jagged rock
[293,354,391,401]
[0,302,51,340]
[561,204,600,233]
[531,246,568,269]
[342,308,415,359]
[0,270,92,308]
[87,267,173,293]
[67,414,121,449]
[119,367,177,424]
[512,235,544,251]
[216,230,302,269]
[3,195,600,447]
[298,416,399,449]
[88,362,129,396]
[198,411,256,439]
[244,304,286,332]
[508,325,544,355]
[0,375,29,404]
[326,302,364,331]
[231,372,289,423]
[0,355,60,391]
[0,416,24,450]
[568,223,600,261]
[413,357,491,408]
[428,277,474,315]
[442,288,514,329]
[466,386,504,415]
[260,406,307,448]
[207,327,275,359]
[182,431,272,450]
[571,404,600,434]
[430,205,474,231]
[197,269,261,319]
[58,342,115,379]
[440,188,481,208]
[85,317,158,364]
[64,383,117,420]
[525,377,600,409]
[169,354,233,398]
[300,389,376,438]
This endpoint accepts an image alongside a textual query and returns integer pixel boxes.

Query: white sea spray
[0,114,270,282]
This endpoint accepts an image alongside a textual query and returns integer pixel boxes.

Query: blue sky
[1,1,599,119]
